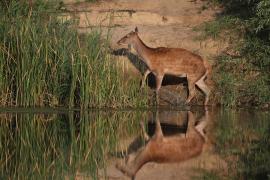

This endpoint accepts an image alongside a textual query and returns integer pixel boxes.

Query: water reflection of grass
[213,110,270,179]
[0,111,144,179]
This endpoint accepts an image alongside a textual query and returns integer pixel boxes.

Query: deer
[117,27,211,105]
[116,110,208,180]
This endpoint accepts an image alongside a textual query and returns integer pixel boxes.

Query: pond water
[0,107,269,179]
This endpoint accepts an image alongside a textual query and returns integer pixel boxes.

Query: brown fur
[116,111,208,179]
[117,27,211,105]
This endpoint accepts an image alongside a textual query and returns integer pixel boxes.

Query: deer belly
[164,68,187,77]
[150,141,204,163]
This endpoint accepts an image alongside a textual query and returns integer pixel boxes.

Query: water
[0,107,269,179]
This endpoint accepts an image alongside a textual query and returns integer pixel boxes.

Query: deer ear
[135,27,138,33]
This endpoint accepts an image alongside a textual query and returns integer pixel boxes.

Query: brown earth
[62,0,228,179]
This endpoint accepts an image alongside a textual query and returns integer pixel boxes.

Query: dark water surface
[0,107,269,179]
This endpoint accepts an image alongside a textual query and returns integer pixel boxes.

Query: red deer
[116,110,208,179]
[117,27,211,105]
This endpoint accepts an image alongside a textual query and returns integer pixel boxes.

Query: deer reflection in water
[116,110,209,180]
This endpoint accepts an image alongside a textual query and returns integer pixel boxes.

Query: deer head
[117,27,139,46]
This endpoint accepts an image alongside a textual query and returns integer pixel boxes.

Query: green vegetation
[0,0,148,108]
[200,0,270,107]
[214,110,270,179]
[0,110,145,179]
[197,170,224,180]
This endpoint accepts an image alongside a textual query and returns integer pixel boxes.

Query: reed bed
[0,0,148,108]
[0,110,145,179]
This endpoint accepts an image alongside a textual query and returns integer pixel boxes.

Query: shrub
[203,0,270,106]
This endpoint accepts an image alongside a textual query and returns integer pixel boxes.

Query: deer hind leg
[195,75,210,105]
[194,106,210,139]
[186,77,196,104]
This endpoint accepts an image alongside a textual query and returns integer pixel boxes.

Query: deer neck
[132,36,152,67]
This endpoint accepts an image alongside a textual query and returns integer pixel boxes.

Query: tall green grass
[0,0,148,108]
[0,110,144,179]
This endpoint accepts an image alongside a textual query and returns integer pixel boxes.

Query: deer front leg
[140,121,150,141]
[153,111,163,140]
[116,147,150,179]
[141,69,151,88]
[186,111,196,137]
[155,74,164,105]
[116,162,136,179]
